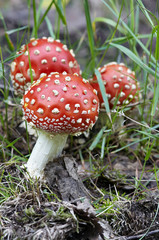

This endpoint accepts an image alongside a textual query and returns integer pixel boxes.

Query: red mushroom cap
[22,72,99,134]
[10,37,81,95]
[90,62,140,109]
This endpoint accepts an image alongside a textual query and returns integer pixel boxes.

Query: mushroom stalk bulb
[22,72,99,178]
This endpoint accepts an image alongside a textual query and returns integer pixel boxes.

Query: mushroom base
[26,131,68,178]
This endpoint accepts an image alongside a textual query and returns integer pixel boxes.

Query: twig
[125,228,159,240]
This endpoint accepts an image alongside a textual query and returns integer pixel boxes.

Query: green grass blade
[32,0,38,38]
[84,0,95,72]
[89,127,106,151]
[95,69,110,116]
[101,0,158,65]
[94,17,125,34]
[110,42,159,78]
[45,16,55,39]
[37,0,56,32]
[54,0,67,25]
[155,25,159,60]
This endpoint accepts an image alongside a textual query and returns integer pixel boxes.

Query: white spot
[70,49,75,57]
[46,78,51,82]
[55,74,59,78]
[62,71,67,75]
[31,99,35,105]
[37,108,44,114]
[82,78,88,84]
[129,94,134,99]
[86,118,90,123]
[47,97,51,101]
[41,59,47,64]
[40,73,47,78]
[125,84,130,89]
[52,57,57,62]
[52,90,59,96]
[61,59,66,64]
[46,46,51,52]
[56,47,61,52]
[45,84,48,88]
[123,100,129,104]
[114,83,120,88]
[100,67,106,73]
[37,87,41,92]
[27,69,35,77]
[15,73,24,82]
[65,104,70,111]
[30,90,34,94]
[132,84,136,90]
[93,99,98,104]
[60,98,64,102]
[69,61,74,68]
[120,74,124,79]
[75,104,80,108]
[53,80,60,85]
[84,99,88,104]
[25,98,29,103]
[82,110,87,114]
[120,91,125,97]
[32,40,38,46]
[52,108,60,114]
[118,67,123,71]
[24,51,28,56]
[113,75,117,79]
[19,61,24,67]
[74,93,79,97]
[72,85,76,89]
[11,62,16,72]
[74,109,79,113]
[83,90,87,95]
[110,97,116,104]
[41,95,45,99]
[71,119,75,124]
[63,87,67,92]
[92,107,96,112]
[77,118,82,123]
[63,45,68,50]
[127,76,131,81]
[34,49,40,55]
[127,69,132,74]
[93,89,97,95]
[48,37,54,42]
[65,76,71,81]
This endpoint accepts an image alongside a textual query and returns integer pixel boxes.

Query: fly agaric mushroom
[90,62,140,109]
[10,37,81,95]
[22,72,99,178]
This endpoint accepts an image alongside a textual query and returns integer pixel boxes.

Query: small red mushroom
[10,37,81,95]
[22,72,99,178]
[90,62,140,109]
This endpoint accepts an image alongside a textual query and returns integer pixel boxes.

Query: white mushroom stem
[26,131,68,178]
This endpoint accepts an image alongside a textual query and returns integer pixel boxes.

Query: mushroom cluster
[90,62,140,109]
[10,37,141,179]
[10,37,81,95]
[22,72,99,178]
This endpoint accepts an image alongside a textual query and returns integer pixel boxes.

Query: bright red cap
[10,37,81,95]
[90,62,140,109]
[22,72,99,134]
